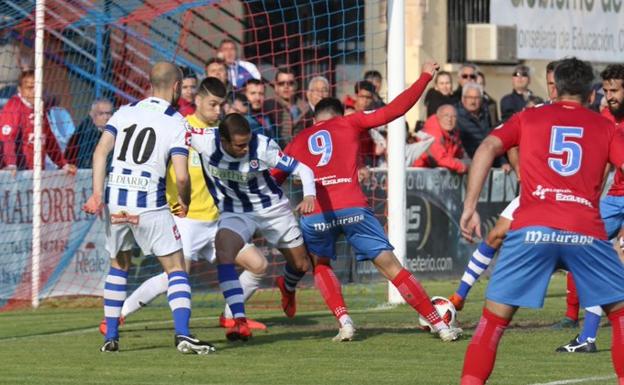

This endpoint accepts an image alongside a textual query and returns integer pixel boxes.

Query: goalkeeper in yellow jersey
[99,77,268,334]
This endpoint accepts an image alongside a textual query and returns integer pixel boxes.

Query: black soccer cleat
[175,334,216,355]
[100,339,119,352]
[555,335,597,353]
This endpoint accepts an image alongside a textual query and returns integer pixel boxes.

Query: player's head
[244,78,265,111]
[195,77,226,124]
[18,69,35,105]
[546,61,559,100]
[274,67,296,101]
[314,97,344,122]
[306,76,330,108]
[436,104,457,132]
[218,39,238,65]
[150,61,183,105]
[225,93,249,115]
[89,98,114,130]
[364,70,382,93]
[601,64,624,119]
[219,113,251,158]
[180,66,198,103]
[354,80,375,112]
[457,63,478,87]
[434,71,452,96]
[205,58,228,86]
[554,57,594,103]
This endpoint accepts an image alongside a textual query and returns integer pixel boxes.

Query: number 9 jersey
[104,97,189,215]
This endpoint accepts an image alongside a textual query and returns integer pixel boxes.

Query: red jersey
[492,101,624,239]
[0,94,66,169]
[603,107,624,196]
[276,72,432,215]
[177,98,196,117]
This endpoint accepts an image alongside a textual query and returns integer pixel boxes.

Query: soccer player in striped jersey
[189,113,316,341]
[98,77,269,334]
[84,62,214,354]
[273,62,463,342]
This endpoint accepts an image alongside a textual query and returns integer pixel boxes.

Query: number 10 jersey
[104,97,189,215]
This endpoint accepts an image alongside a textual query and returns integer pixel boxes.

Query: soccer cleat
[99,316,125,336]
[175,335,216,355]
[276,276,297,318]
[555,335,597,353]
[332,323,356,342]
[551,317,579,329]
[438,326,463,342]
[225,317,252,342]
[219,313,267,331]
[100,339,119,352]
[448,293,465,311]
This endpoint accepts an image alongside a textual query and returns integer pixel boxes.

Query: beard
[610,100,624,120]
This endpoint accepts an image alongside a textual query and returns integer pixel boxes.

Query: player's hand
[174,196,189,218]
[83,193,103,215]
[296,195,315,215]
[63,163,77,175]
[3,165,17,178]
[460,208,482,243]
[422,61,440,77]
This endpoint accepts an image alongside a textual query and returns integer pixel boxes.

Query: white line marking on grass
[529,375,615,385]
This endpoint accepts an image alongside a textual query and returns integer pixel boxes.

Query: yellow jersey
[166,114,219,221]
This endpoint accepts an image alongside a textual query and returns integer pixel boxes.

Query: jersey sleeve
[169,119,189,157]
[263,137,299,173]
[345,72,433,131]
[490,113,521,152]
[104,111,119,138]
[609,127,624,169]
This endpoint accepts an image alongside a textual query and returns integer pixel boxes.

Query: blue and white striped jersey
[190,128,298,213]
[104,97,189,214]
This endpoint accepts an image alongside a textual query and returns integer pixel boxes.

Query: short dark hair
[314,97,344,118]
[197,77,227,98]
[554,57,594,101]
[219,113,251,141]
[244,78,264,88]
[205,57,226,69]
[219,39,237,49]
[601,64,624,82]
[180,66,197,80]
[275,67,295,81]
[364,70,382,81]
[354,80,375,94]
[546,61,559,74]
[230,92,249,105]
[19,69,34,85]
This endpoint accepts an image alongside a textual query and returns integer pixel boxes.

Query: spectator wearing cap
[476,71,499,127]
[500,64,533,122]
[424,70,454,117]
[177,67,197,117]
[451,63,478,103]
[218,39,261,90]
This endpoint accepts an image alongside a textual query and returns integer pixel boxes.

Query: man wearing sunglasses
[451,63,478,103]
[500,64,534,122]
[263,67,307,147]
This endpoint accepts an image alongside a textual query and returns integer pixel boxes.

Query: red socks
[314,264,348,319]
[460,308,510,385]
[565,272,580,321]
[391,268,444,328]
[608,307,624,382]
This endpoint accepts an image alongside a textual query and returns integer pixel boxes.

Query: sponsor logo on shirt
[1,124,11,135]
[208,164,249,182]
[532,185,593,208]
[524,230,594,245]
[312,213,365,232]
[317,175,352,186]
[108,173,151,192]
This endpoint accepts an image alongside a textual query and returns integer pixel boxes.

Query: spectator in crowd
[65,98,113,168]
[424,70,454,117]
[500,64,533,122]
[263,67,306,146]
[476,71,499,127]
[217,39,261,90]
[451,63,478,103]
[205,58,229,88]
[413,104,467,174]
[364,69,385,108]
[177,66,197,117]
[224,92,249,115]
[525,95,545,108]
[546,61,558,101]
[244,78,274,138]
[354,80,385,166]
[300,76,330,129]
[0,70,75,174]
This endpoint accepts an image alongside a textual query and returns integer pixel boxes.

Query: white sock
[338,314,353,328]
[223,270,264,318]
[121,272,168,318]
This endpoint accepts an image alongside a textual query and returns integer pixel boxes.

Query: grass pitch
[0,272,617,385]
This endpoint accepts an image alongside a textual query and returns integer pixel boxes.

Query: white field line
[529,375,615,385]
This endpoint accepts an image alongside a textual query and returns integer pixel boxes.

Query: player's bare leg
[309,253,354,341]
[373,251,462,341]
[460,300,517,384]
[275,244,310,318]
[215,228,251,341]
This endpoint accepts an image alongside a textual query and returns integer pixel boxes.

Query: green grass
[0,272,617,385]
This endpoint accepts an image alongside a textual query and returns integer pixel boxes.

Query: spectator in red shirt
[177,66,197,117]
[0,70,75,174]
[413,104,467,174]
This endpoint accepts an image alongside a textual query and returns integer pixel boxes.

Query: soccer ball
[418,296,458,332]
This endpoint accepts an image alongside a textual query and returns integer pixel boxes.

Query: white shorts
[105,209,182,258]
[218,201,304,249]
[500,196,520,221]
[174,216,217,263]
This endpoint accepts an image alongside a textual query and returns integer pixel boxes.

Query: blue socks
[579,306,602,343]
[167,271,192,336]
[456,242,496,299]
[103,267,128,340]
[218,264,245,318]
